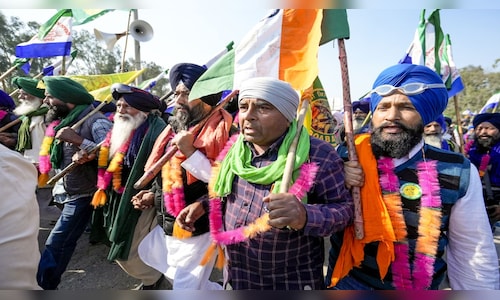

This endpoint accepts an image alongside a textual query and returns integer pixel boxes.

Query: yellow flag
[68,69,146,102]
[302,77,338,147]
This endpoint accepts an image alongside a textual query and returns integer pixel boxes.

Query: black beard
[45,104,70,123]
[475,135,499,151]
[169,105,190,133]
[370,121,423,159]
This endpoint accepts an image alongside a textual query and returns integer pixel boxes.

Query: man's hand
[171,130,196,158]
[175,202,205,232]
[72,149,96,164]
[55,127,84,145]
[263,192,306,230]
[344,160,365,189]
[131,190,155,210]
[0,132,17,149]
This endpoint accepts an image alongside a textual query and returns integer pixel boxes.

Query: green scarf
[50,104,89,169]
[15,106,48,152]
[214,120,310,197]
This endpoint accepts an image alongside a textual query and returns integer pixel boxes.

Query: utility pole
[133,9,142,85]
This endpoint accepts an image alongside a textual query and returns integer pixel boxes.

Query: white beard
[423,134,443,148]
[13,98,43,116]
[109,111,147,157]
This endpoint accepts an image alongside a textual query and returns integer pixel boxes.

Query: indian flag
[190,9,349,100]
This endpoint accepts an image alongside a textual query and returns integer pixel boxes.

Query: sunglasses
[371,83,446,97]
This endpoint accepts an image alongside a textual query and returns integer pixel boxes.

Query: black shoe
[141,275,170,290]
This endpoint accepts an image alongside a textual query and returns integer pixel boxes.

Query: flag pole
[338,38,364,239]
[120,10,133,73]
[0,66,19,82]
[453,95,465,154]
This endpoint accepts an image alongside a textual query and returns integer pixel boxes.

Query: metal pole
[133,9,142,85]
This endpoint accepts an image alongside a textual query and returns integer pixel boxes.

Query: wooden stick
[280,98,309,193]
[46,141,104,186]
[70,101,108,130]
[453,95,465,154]
[338,38,364,239]
[0,118,21,133]
[133,89,239,189]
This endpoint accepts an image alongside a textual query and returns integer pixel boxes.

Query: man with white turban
[327,64,499,290]
[206,77,353,289]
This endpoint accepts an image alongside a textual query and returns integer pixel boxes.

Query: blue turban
[431,114,447,133]
[352,97,370,113]
[473,113,500,130]
[0,90,15,110]
[111,85,161,112]
[370,64,448,125]
[169,63,206,91]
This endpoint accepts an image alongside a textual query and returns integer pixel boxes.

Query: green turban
[12,76,46,99]
[41,76,94,105]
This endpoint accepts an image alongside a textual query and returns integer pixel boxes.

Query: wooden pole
[120,10,133,73]
[338,38,364,240]
[134,89,239,189]
[453,95,465,154]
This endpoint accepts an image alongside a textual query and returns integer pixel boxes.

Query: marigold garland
[201,133,319,268]
[38,120,61,186]
[464,139,490,177]
[378,156,442,290]
[91,130,134,208]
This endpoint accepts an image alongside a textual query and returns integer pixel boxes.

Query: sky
[2,3,500,111]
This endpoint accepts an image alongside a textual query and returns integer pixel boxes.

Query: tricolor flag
[399,9,464,98]
[479,93,500,114]
[71,9,114,26]
[43,49,78,76]
[12,58,31,74]
[190,9,349,100]
[138,70,169,92]
[16,9,73,58]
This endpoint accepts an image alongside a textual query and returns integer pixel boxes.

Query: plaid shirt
[224,135,354,290]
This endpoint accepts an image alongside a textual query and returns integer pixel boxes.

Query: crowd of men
[0,62,499,290]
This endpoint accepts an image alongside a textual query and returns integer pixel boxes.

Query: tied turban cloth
[41,76,94,105]
[473,112,500,130]
[111,85,161,112]
[352,97,370,113]
[169,63,206,92]
[370,64,448,126]
[12,76,46,99]
[0,90,15,110]
[239,77,299,123]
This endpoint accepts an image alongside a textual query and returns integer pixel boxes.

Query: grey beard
[423,134,443,148]
[13,99,43,116]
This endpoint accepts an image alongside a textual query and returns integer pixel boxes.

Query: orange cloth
[145,108,233,185]
[329,133,396,288]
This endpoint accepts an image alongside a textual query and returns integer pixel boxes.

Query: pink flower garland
[39,120,62,175]
[378,157,441,290]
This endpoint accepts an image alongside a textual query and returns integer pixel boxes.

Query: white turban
[239,77,299,122]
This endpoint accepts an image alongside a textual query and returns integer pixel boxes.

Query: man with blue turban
[466,112,500,232]
[326,64,499,290]
[0,89,21,149]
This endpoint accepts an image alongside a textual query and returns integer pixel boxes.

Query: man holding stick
[36,76,112,290]
[204,77,353,290]
[11,76,48,166]
[326,64,499,290]
[133,62,236,289]
[90,83,168,290]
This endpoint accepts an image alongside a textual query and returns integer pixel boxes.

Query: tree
[444,64,500,121]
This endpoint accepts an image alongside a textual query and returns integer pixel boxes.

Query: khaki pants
[116,207,163,285]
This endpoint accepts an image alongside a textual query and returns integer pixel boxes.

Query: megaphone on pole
[94,19,154,51]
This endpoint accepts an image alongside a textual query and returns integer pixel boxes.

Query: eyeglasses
[111,83,134,100]
[371,83,446,97]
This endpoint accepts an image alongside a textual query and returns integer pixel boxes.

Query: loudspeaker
[94,20,154,50]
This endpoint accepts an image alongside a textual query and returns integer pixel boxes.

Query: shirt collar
[393,139,424,167]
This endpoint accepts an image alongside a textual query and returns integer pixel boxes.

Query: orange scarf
[145,108,234,184]
[329,133,396,288]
